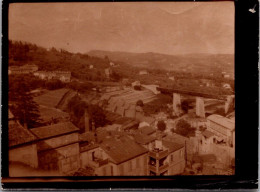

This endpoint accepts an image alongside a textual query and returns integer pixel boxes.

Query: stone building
[30,122,80,174]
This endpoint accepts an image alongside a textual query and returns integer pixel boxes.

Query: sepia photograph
[7,2,235,177]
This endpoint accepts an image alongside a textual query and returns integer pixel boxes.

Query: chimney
[155,139,163,150]
[84,108,90,132]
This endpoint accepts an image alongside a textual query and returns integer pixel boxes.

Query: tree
[157,120,166,132]
[104,55,110,63]
[88,105,107,128]
[67,96,107,132]
[110,71,121,82]
[174,119,195,137]
[45,79,65,90]
[9,75,42,128]
[181,100,190,113]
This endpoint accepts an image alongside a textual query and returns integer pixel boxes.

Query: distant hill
[88,50,234,74]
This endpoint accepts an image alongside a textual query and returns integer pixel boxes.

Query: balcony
[158,163,169,173]
[149,165,156,172]
[149,149,169,159]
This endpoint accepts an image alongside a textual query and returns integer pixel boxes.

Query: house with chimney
[79,132,148,176]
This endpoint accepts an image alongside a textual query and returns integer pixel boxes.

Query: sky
[9,2,234,55]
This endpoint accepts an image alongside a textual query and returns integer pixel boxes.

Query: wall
[208,121,234,147]
[211,144,234,168]
[80,147,109,169]
[200,136,214,154]
[37,133,79,151]
[38,143,80,173]
[81,149,148,176]
[116,153,148,176]
[9,143,38,168]
[167,147,185,175]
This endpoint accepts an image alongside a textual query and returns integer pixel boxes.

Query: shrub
[157,120,166,132]
[174,119,196,137]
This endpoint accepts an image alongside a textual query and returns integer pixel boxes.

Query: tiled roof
[226,111,235,121]
[202,130,214,138]
[79,130,126,143]
[34,88,69,108]
[9,120,37,147]
[207,114,235,131]
[138,116,155,124]
[162,140,184,153]
[104,111,135,125]
[38,106,69,122]
[30,122,79,140]
[139,126,156,135]
[79,132,95,142]
[100,136,148,164]
[80,142,99,152]
[163,133,188,145]
[133,133,156,145]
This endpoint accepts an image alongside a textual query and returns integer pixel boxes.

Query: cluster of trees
[9,75,42,128]
[8,40,111,81]
[67,95,107,133]
[143,94,172,115]
[45,79,65,90]
[172,119,196,137]
[9,74,66,91]
[8,74,67,128]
